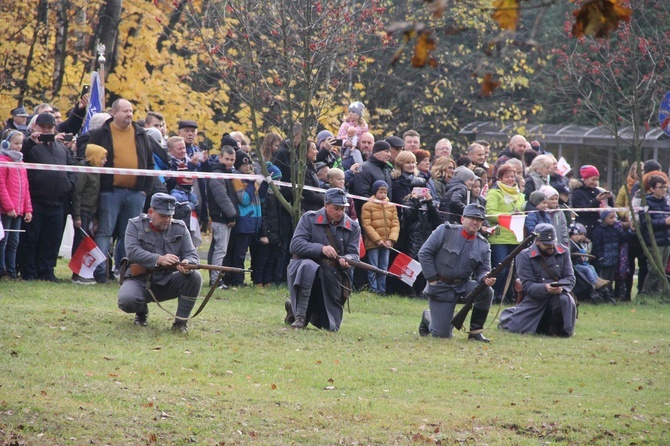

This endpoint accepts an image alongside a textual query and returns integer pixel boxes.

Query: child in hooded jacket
[0,130,32,279]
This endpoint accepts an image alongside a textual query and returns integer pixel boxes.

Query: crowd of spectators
[2,99,669,301]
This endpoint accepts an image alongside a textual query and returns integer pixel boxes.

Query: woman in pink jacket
[0,130,33,279]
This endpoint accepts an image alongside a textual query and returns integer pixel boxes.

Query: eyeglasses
[655,185,668,190]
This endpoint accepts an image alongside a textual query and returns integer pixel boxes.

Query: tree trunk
[95,0,123,77]
[52,0,69,94]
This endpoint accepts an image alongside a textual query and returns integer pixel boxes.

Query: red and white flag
[190,211,202,247]
[497,214,526,242]
[389,251,422,286]
[359,235,366,258]
[69,235,106,279]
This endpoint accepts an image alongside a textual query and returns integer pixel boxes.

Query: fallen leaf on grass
[40,390,47,396]
[569,388,574,393]
[327,378,334,384]
[152,347,161,351]
[324,386,335,390]
[148,433,157,443]
[270,383,277,390]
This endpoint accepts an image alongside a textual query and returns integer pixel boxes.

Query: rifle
[336,256,402,279]
[128,262,251,277]
[451,233,536,331]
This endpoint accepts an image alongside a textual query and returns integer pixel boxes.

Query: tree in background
[175,0,384,224]
[552,0,670,293]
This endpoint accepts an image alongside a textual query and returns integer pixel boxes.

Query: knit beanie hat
[643,159,661,174]
[579,165,599,180]
[234,150,251,170]
[316,130,334,148]
[348,101,365,117]
[529,190,548,206]
[600,207,615,221]
[453,165,476,182]
[221,133,239,150]
[568,222,587,236]
[538,185,558,198]
[145,127,163,145]
[372,180,388,195]
[372,140,391,154]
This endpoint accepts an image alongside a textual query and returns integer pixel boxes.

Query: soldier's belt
[292,255,338,268]
[437,275,465,285]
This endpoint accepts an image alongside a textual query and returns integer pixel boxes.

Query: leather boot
[284,299,295,325]
[134,312,148,327]
[291,315,307,329]
[468,308,491,342]
[419,309,431,337]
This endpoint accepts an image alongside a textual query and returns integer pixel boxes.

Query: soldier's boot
[291,315,307,330]
[171,320,188,333]
[284,299,295,325]
[134,312,148,327]
[468,308,491,343]
[419,309,431,337]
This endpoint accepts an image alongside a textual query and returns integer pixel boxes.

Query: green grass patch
[1,269,669,445]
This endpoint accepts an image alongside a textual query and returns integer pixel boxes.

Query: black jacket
[301,162,324,212]
[401,197,441,258]
[572,182,613,238]
[207,163,238,224]
[350,156,393,199]
[22,138,77,205]
[391,173,425,205]
[439,178,469,223]
[257,191,284,245]
[88,119,154,193]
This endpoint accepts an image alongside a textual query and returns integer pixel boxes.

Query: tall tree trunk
[95,0,123,78]
[53,0,69,94]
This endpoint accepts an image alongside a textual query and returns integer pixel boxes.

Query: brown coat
[361,200,400,250]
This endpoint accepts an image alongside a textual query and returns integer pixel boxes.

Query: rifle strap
[324,224,351,312]
[144,270,220,321]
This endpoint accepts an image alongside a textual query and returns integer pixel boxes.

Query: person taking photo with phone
[19,112,77,282]
[499,223,577,337]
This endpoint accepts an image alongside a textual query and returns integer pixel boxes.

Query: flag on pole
[190,211,202,247]
[497,214,526,242]
[556,157,572,177]
[358,236,366,258]
[389,251,422,286]
[69,235,106,279]
[81,71,104,134]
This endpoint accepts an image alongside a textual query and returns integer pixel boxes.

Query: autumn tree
[174,0,384,224]
[552,0,670,293]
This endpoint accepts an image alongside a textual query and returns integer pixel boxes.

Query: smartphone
[412,187,427,197]
[62,134,74,142]
[38,133,55,143]
[550,281,571,288]
[81,84,90,97]
[331,139,343,147]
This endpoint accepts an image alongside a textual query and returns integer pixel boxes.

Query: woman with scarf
[486,164,526,303]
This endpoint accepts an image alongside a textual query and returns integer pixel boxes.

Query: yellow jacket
[360,199,400,250]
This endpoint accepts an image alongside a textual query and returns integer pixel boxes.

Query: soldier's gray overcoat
[499,243,577,336]
[288,208,360,331]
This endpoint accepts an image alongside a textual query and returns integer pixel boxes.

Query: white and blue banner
[81,71,104,134]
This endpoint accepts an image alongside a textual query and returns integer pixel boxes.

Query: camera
[62,134,74,142]
[38,133,55,143]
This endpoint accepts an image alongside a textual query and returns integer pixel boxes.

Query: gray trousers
[428,282,493,338]
[209,222,232,285]
[118,271,202,319]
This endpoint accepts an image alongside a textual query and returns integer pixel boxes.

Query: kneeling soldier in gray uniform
[118,193,202,332]
[418,203,496,341]
[285,188,361,331]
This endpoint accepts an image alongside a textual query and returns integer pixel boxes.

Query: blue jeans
[0,214,22,276]
[94,188,146,281]
[367,247,390,293]
[490,244,517,301]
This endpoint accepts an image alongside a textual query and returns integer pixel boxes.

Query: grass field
[1,265,669,445]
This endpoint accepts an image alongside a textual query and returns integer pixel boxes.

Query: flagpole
[96,43,106,109]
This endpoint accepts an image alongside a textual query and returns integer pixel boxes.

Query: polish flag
[389,251,422,286]
[190,211,202,247]
[497,214,526,242]
[69,235,106,279]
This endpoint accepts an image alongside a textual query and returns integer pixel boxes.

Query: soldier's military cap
[150,192,177,216]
